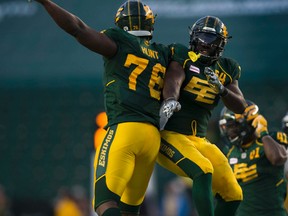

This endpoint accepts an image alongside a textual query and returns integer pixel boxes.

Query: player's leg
[119,122,161,215]
[214,194,241,216]
[158,130,215,216]
[94,123,158,216]
[197,139,243,216]
[93,125,122,216]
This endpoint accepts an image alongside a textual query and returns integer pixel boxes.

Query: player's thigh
[118,122,160,206]
[158,130,213,179]
[94,123,160,207]
[198,140,242,201]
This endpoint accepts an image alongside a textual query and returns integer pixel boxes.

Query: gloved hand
[252,115,269,138]
[204,67,225,94]
[160,98,181,118]
[159,98,181,130]
[243,104,259,121]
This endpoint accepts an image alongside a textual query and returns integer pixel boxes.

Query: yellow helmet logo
[222,24,228,38]
[115,7,124,23]
[144,5,155,24]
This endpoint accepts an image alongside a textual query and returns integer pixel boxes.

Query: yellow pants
[93,122,160,208]
[158,130,243,201]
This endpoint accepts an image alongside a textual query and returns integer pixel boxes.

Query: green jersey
[165,43,241,136]
[103,28,170,128]
[227,131,288,216]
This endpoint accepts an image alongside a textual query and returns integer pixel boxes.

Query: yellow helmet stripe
[138,0,141,30]
[204,16,209,26]
[128,0,132,30]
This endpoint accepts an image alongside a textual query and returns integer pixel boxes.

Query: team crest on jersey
[189,65,200,73]
[229,157,238,165]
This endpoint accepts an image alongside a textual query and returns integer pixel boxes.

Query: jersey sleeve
[219,58,241,80]
[102,27,128,44]
[269,131,288,147]
[168,43,189,66]
[231,59,241,80]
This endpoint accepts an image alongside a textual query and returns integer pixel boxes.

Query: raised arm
[262,135,287,166]
[33,0,117,58]
[252,115,287,166]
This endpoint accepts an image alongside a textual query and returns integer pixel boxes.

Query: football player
[219,102,288,216]
[282,112,288,134]
[31,0,171,216]
[281,112,288,212]
[158,16,247,215]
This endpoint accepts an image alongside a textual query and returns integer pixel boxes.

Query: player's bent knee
[178,157,213,179]
[221,182,243,201]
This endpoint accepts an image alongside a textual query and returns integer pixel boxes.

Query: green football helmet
[219,101,259,148]
[189,16,230,66]
[115,0,155,38]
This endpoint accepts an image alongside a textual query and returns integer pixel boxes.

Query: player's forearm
[163,61,185,100]
[38,0,86,37]
[163,80,181,100]
[222,91,246,114]
[263,136,287,166]
[221,80,246,113]
[35,0,117,57]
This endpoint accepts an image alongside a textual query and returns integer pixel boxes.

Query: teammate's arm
[252,115,288,166]
[162,61,186,100]
[262,135,287,166]
[159,61,185,130]
[33,0,117,58]
[221,80,247,114]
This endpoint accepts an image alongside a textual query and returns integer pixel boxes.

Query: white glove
[159,98,181,130]
[204,67,225,94]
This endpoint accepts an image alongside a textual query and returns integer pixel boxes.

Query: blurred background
[0,0,287,215]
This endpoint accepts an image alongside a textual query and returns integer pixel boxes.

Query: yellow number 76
[124,54,166,100]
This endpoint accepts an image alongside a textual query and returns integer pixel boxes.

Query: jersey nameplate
[141,46,159,59]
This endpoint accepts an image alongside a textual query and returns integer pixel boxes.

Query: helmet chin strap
[229,136,239,143]
[229,136,245,148]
